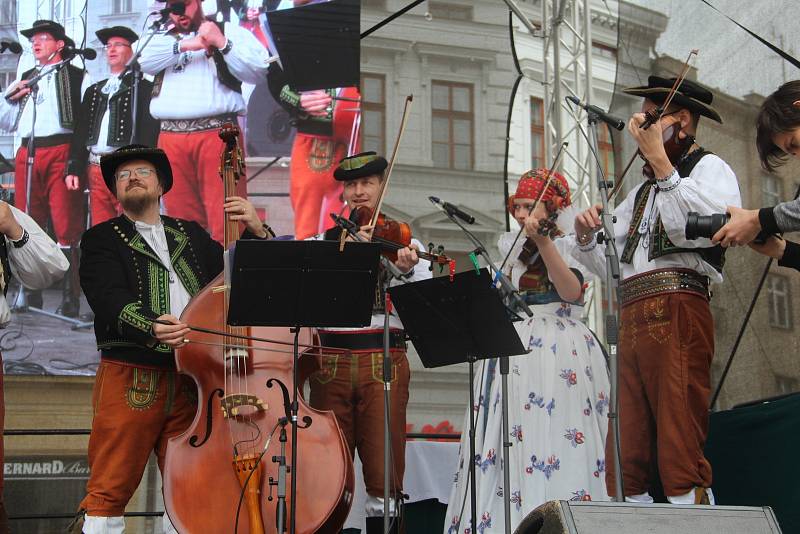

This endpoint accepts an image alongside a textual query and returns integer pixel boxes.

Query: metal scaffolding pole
[541,0,601,333]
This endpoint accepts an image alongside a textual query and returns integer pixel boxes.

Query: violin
[349,205,453,267]
[516,198,565,265]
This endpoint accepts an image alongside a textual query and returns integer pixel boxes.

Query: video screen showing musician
[304,152,430,533]
[0,19,91,318]
[571,76,741,504]
[72,145,270,533]
[267,70,361,240]
[445,170,611,532]
[66,26,160,228]
[138,0,271,244]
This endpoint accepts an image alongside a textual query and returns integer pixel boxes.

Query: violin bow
[498,142,568,273]
[606,49,699,203]
[369,95,414,228]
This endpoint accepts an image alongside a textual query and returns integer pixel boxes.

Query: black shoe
[56,296,80,318]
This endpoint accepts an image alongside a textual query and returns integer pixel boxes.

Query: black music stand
[265,0,360,91]
[227,239,380,534]
[387,269,527,534]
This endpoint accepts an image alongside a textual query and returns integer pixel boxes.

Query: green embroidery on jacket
[119,302,152,333]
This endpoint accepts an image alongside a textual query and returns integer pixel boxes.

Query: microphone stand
[126,14,170,144]
[9,56,92,329]
[585,108,625,502]
[436,205,529,534]
[331,214,404,534]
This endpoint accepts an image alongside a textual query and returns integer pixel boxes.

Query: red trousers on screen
[79,360,196,516]
[290,134,346,240]
[158,129,247,244]
[605,291,714,498]
[14,143,85,246]
[87,163,121,226]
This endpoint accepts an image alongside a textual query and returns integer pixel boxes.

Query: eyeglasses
[30,35,55,44]
[103,43,132,51]
[116,168,156,181]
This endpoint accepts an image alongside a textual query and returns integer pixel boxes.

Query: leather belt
[20,133,71,149]
[620,268,710,307]
[160,113,239,133]
[319,330,406,351]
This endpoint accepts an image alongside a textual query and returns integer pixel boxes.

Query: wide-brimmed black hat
[95,26,139,45]
[100,145,173,194]
[333,152,388,181]
[623,75,722,124]
[21,20,75,48]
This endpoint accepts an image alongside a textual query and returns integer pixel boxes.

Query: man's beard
[120,188,158,215]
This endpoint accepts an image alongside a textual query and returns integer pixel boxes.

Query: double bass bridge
[221,393,268,419]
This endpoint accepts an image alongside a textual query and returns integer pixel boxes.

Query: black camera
[685,212,728,240]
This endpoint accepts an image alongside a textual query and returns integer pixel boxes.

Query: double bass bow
[162,123,354,534]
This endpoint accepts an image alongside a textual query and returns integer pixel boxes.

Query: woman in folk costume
[444,169,610,534]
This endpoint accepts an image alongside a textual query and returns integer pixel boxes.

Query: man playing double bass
[72,144,270,534]
[306,152,430,533]
[572,77,741,504]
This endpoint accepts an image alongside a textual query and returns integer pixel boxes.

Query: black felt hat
[20,20,75,48]
[95,26,139,45]
[623,75,723,124]
[333,152,388,181]
[100,145,173,194]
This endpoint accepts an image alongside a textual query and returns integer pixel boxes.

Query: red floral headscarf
[507,168,571,214]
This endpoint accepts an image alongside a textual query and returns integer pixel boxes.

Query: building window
[762,174,783,206]
[432,81,473,170]
[766,274,792,329]
[597,123,617,179]
[592,41,618,60]
[360,73,385,155]
[428,2,473,21]
[530,97,545,169]
[111,0,133,15]
[51,0,73,20]
[0,0,16,25]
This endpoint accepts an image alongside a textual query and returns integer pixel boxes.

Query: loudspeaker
[515,501,782,534]
[246,81,296,158]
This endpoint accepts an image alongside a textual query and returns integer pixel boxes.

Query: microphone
[429,196,475,225]
[63,45,97,60]
[566,96,625,131]
[0,41,22,54]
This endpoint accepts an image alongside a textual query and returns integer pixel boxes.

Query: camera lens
[685,212,730,240]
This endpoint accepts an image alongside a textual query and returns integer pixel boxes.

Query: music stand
[388,269,527,534]
[265,0,360,91]
[227,239,381,534]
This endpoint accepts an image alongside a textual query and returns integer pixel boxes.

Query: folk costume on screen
[268,63,361,239]
[304,153,429,533]
[572,77,741,504]
[445,171,610,534]
[0,20,91,316]
[139,5,270,243]
[74,145,266,534]
[0,203,68,533]
[67,26,160,226]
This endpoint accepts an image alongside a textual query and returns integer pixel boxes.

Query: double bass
[163,123,354,533]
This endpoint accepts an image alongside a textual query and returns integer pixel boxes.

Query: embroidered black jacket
[66,73,161,179]
[14,64,84,131]
[79,215,259,369]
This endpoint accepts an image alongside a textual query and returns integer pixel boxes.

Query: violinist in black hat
[572,75,741,505]
[66,25,160,228]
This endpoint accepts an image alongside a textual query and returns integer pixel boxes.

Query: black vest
[622,148,726,272]
[17,64,84,131]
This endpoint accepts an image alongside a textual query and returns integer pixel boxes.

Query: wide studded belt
[619,268,709,307]
[160,113,239,132]
[319,330,406,352]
